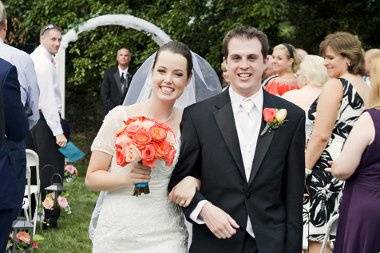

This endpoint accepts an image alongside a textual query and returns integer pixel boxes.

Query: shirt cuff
[189,200,209,224]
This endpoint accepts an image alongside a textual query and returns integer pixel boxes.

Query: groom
[169,26,305,253]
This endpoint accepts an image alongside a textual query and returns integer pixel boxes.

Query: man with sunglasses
[29,24,66,229]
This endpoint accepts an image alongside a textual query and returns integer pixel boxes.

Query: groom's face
[225,37,267,97]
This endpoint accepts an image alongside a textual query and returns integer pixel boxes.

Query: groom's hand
[200,202,240,239]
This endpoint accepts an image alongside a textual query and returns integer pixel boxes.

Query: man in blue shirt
[0,1,40,129]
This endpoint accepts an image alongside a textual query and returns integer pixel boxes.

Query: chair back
[25,149,40,220]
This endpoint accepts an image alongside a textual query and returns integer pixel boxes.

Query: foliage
[3,0,379,132]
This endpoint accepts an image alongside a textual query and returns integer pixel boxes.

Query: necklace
[147,108,175,124]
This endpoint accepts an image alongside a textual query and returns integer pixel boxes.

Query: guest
[262,54,276,82]
[282,55,328,251]
[221,60,229,88]
[101,47,134,115]
[264,43,301,96]
[29,24,66,228]
[364,48,380,76]
[0,0,40,129]
[0,58,28,252]
[296,48,308,62]
[328,53,380,253]
[282,55,329,142]
[304,32,369,253]
[364,48,380,85]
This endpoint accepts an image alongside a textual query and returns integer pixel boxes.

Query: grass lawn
[34,133,98,252]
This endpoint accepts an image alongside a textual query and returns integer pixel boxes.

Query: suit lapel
[113,69,123,94]
[213,89,247,182]
[248,91,276,185]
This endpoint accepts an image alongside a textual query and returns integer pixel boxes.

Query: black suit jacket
[0,58,28,210]
[169,88,305,253]
[100,66,133,115]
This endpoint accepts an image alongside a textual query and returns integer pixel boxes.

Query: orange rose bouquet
[115,116,176,196]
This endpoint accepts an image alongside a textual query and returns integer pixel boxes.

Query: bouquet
[114,116,176,196]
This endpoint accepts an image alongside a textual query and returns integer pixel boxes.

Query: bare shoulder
[320,78,344,99]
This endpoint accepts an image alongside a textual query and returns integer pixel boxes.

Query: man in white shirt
[30,24,66,228]
[0,1,40,129]
[169,26,305,253]
[101,47,133,115]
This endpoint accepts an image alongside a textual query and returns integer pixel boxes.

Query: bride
[85,41,220,252]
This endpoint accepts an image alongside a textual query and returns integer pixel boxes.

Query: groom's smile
[225,37,267,97]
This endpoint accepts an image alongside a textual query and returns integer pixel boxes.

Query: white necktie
[237,98,258,180]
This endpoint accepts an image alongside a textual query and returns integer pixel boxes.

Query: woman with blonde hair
[304,32,369,253]
[329,54,380,253]
[283,55,329,142]
[264,43,301,96]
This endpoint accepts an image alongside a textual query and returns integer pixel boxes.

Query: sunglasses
[40,24,60,36]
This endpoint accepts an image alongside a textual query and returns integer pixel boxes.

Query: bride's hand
[126,163,151,187]
[168,176,200,207]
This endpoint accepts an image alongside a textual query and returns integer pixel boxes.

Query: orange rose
[115,125,127,137]
[150,124,167,142]
[115,134,130,149]
[153,140,171,159]
[124,144,141,163]
[165,148,176,167]
[141,144,156,168]
[126,124,142,138]
[263,108,276,123]
[42,194,54,210]
[115,147,127,167]
[16,231,31,244]
[132,128,152,146]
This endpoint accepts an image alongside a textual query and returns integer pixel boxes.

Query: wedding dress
[91,106,188,253]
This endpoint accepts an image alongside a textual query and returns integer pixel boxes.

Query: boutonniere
[260,108,287,136]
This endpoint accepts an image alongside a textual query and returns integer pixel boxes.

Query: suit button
[245,193,251,199]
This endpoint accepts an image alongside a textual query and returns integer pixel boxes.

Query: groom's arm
[168,107,205,218]
[284,112,305,253]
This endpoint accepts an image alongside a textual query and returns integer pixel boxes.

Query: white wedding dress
[91,106,188,253]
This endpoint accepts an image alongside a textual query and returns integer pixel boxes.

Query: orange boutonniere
[260,108,287,136]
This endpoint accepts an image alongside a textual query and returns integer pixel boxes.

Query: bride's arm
[168,176,200,207]
[85,151,151,192]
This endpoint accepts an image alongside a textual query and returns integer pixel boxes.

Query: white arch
[56,14,172,117]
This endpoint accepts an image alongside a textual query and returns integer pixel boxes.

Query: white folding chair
[24,149,41,235]
[319,213,339,253]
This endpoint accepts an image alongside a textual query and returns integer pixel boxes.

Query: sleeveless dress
[304,78,365,242]
[91,106,188,253]
[263,75,299,96]
[334,109,380,253]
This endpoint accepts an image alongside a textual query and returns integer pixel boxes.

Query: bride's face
[151,50,189,102]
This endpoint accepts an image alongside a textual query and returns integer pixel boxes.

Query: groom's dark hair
[223,26,269,59]
[153,41,193,77]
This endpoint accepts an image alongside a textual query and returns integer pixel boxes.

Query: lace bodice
[90,106,187,253]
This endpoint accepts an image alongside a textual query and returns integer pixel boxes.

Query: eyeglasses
[40,24,60,36]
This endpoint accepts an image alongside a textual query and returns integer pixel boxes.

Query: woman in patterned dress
[304,32,370,253]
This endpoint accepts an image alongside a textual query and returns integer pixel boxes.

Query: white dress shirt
[118,67,129,78]
[190,87,263,238]
[30,45,63,136]
[0,39,40,129]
